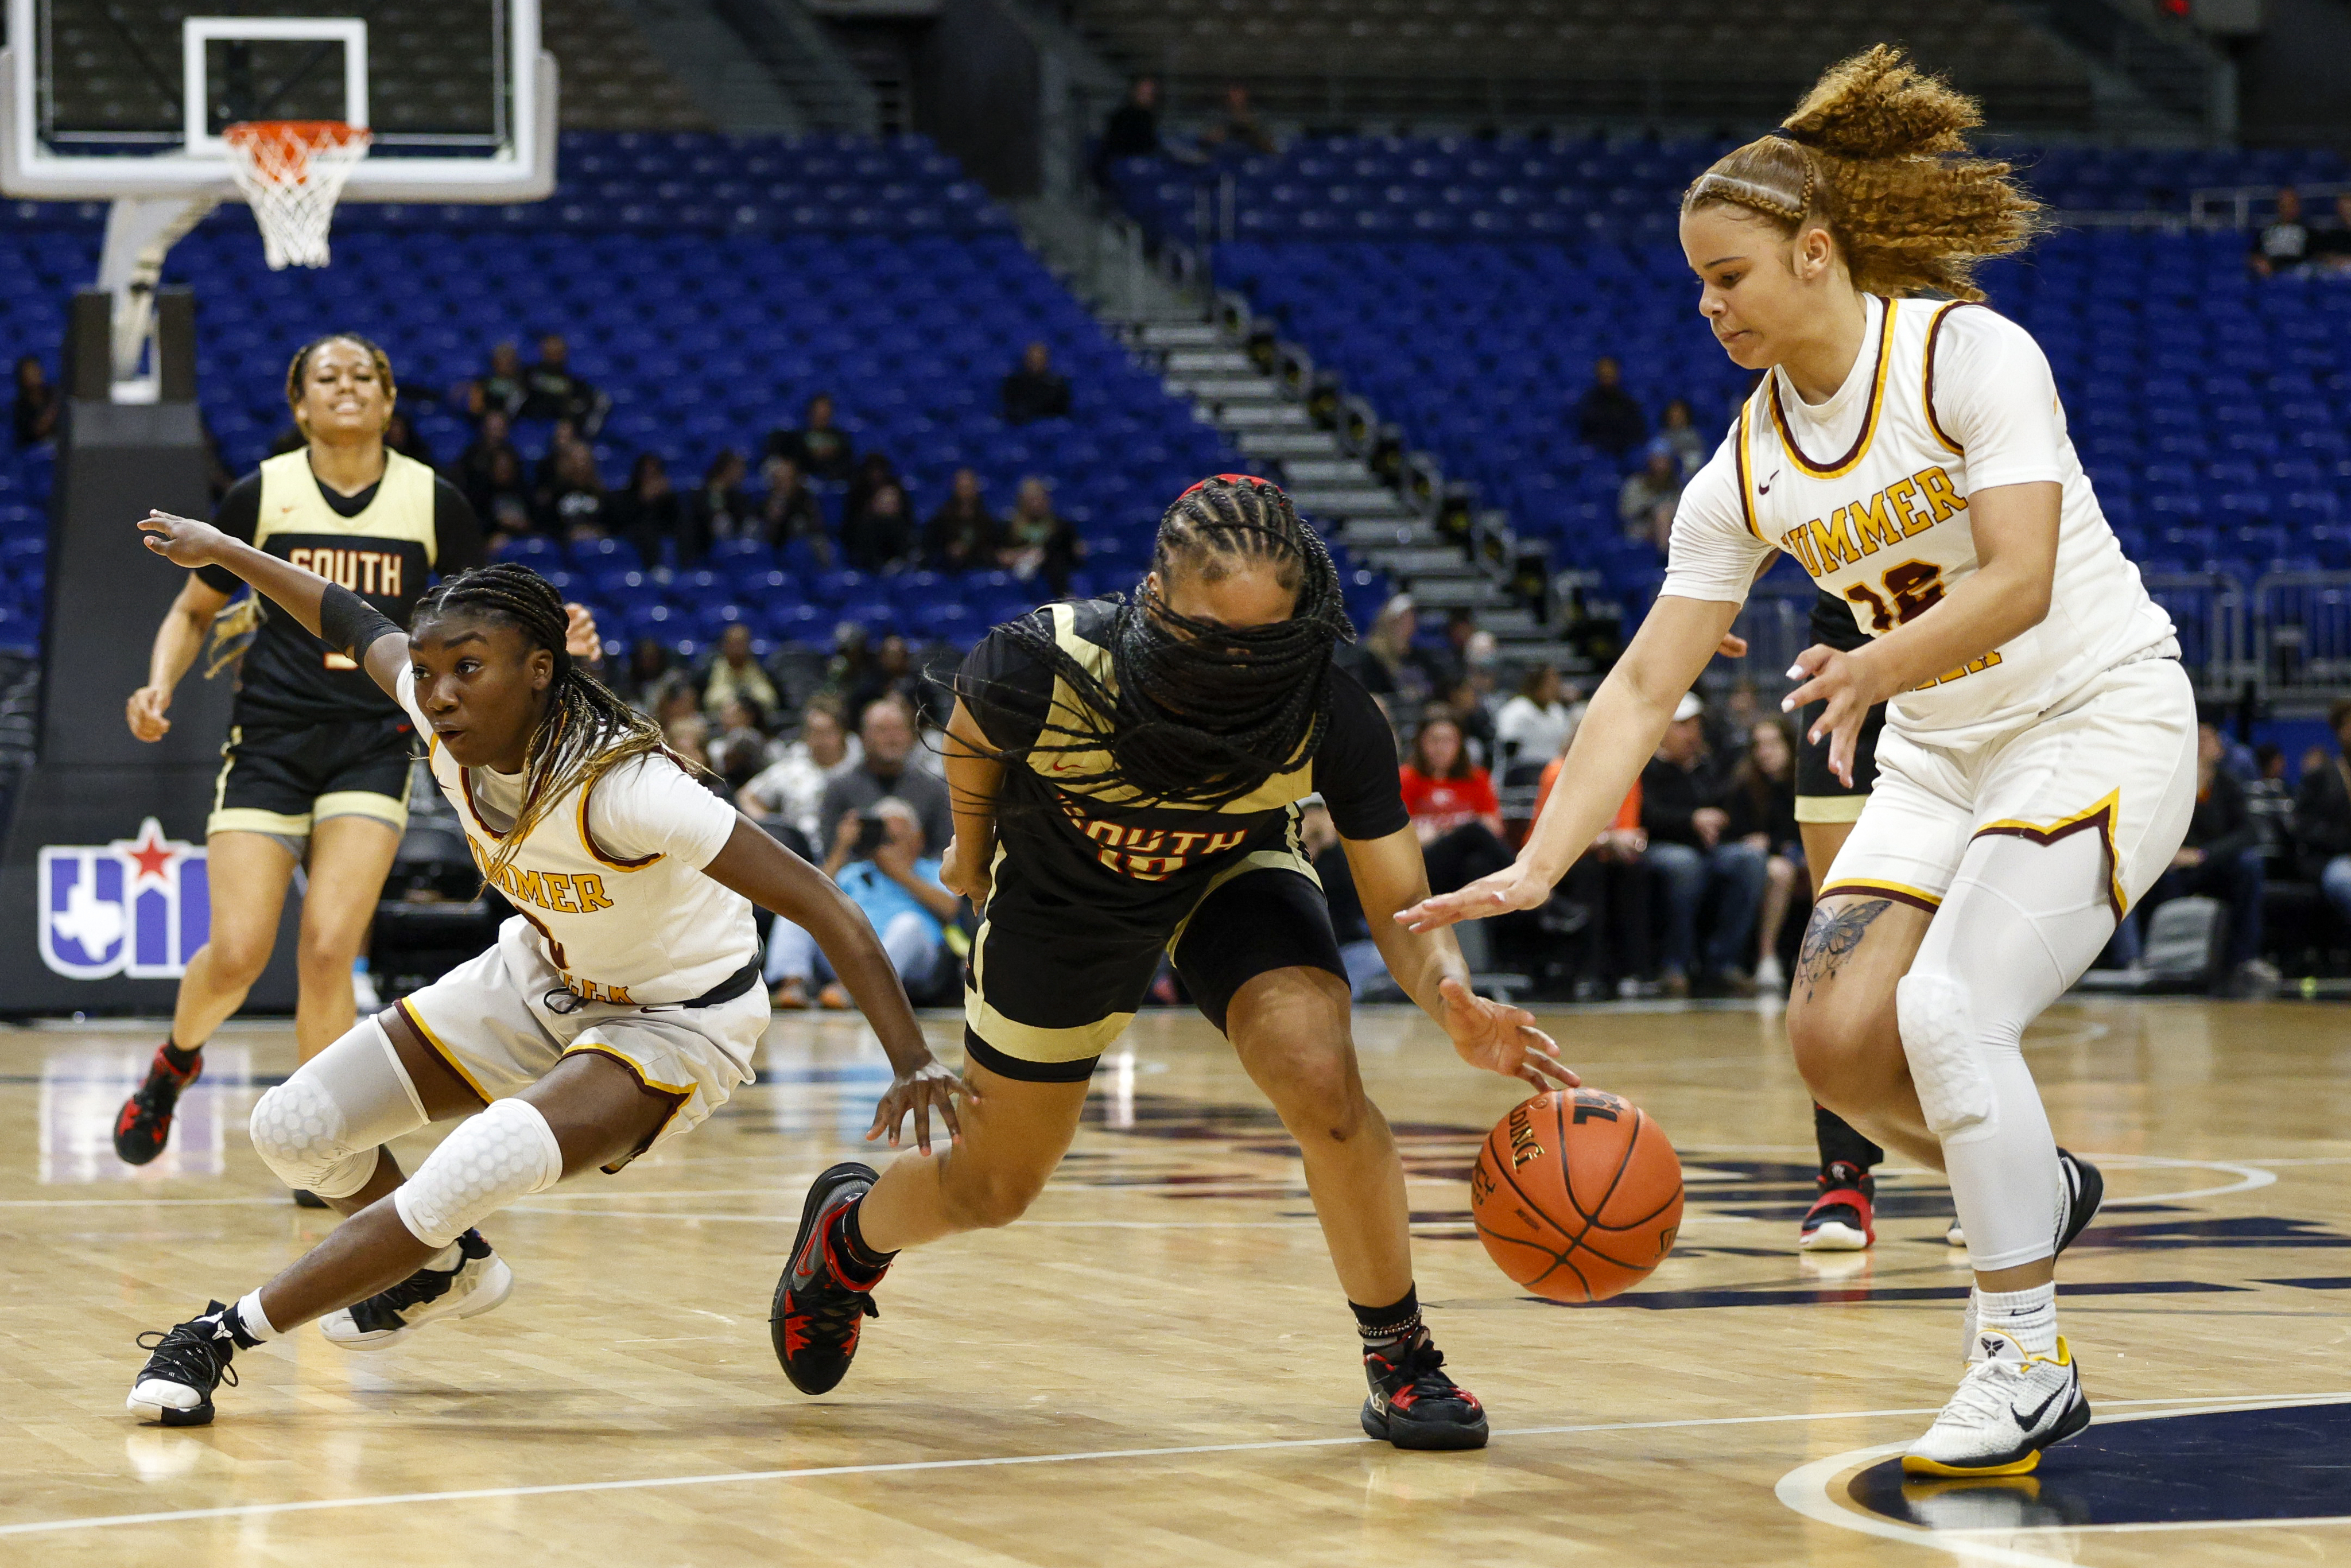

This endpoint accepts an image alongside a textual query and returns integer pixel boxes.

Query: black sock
[1351,1286,1422,1352]
[160,1041,201,1075]
[1813,1103,1883,1174]
[216,1301,263,1350]
[830,1197,895,1281]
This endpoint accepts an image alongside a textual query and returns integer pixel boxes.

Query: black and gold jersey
[198,449,486,728]
[1808,586,1872,654]
[959,599,1409,942]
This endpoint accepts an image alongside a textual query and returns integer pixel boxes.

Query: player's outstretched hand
[138,511,226,568]
[1394,860,1550,932]
[562,602,603,663]
[866,1055,979,1156]
[1437,976,1578,1092]
[1780,642,1890,789]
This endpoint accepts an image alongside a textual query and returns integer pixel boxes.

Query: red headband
[1179,472,1285,500]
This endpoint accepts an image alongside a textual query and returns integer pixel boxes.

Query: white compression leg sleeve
[248,1018,430,1200]
[392,1097,565,1249]
[1897,830,2116,1273]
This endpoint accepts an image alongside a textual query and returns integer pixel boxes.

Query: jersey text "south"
[289,546,405,597]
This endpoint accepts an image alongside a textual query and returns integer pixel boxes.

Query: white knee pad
[393,1097,564,1249]
[249,1018,426,1200]
[1895,971,1993,1137]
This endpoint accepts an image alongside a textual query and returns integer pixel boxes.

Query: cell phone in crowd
[854,812,890,857]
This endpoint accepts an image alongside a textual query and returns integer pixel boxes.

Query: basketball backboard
[0,0,554,201]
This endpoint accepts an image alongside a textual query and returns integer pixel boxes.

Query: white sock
[232,1289,281,1345]
[1974,1283,2057,1356]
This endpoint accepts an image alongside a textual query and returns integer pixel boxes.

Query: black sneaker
[126,1302,241,1426]
[771,1162,883,1395]
[319,1229,514,1350]
[1360,1332,1489,1451]
[114,1046,200,1166]
[2055,1148,2103,1254]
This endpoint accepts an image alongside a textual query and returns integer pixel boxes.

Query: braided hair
[983,474,1355,808]
[413,562,664,880]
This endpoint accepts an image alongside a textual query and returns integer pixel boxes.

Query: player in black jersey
[1791,585,1898,1250]
[771,476,1574,1449]
[114,335,589,1176]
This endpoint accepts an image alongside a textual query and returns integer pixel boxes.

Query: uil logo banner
[38,819,210,979]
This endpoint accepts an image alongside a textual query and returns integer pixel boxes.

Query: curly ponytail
[1681,45,2044,301]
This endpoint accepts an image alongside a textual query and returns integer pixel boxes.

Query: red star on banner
[122,818,177,884]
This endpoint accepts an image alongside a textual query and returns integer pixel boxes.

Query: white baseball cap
[1673,692,1704,722]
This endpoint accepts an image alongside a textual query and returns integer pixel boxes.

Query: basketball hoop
[222,121,373,271]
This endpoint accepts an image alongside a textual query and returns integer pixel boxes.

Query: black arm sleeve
[432,476,488,576]
[318,582,402,663]
[1312,666,1411,841]
[954,618,1054,752]
[195,473,265,595]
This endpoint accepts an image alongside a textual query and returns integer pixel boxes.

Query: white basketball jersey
[1729,294,2174,744]
[398,670,757,1006]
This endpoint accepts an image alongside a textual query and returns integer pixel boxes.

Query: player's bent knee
[250,1075,376,1200]
[1895,971,1993,1137]
[945,1162,1050,1230]
[391,1097,564,1249]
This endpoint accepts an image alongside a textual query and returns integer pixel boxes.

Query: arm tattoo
[1794,898,1892,1000]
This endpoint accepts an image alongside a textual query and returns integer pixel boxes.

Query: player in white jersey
[121,524,967,1427]
[1399,48,2195,1476]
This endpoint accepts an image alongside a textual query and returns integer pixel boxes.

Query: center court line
[12,1392,2341,1541]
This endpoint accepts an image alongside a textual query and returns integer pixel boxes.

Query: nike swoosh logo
[2012,1380,2068,1430]
[1758,471,1779,495]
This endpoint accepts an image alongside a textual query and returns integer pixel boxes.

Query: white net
[222,121,373,271]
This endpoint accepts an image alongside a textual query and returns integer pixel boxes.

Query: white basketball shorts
[394,917,768,1166]
[1820,653,2198,921]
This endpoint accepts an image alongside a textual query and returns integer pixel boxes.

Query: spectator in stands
[1299,799,1390,999]
[999,475,1084,595]
[1095,77,1162,184]
[464,340,527,422]
[613,637,674,712]
[703,622,781,717]
[1493,665,1579,779]
[1400,710,1512,896]
[539,440,609,541]
[2122,717,2278,991]
[844,451,898,524]
[455,410,518,519]
[2298,698,2351,926]
[2251,187,2312,278]
[479,447,533,545]
[1642,693,1766,997]
[1442,673,1497,770]
[1002,341,1073,426]
[755,454,828,561]
[707,694,772,791]
[1656,398,1707,478]
[611,452,682,564]
[767,798,957,1010]
[846,632,928,724]
[684,448,754,561]
[383,409,433,466]
[818,696,956,861]
[521,332,608,434]
[1422,607,1479,693]
[768,393,854,484]
[741,700,858,857]
[1619,446,1682,549]
[1545,758,1651,1000]
[1200,83,1275,155]
[1349,592,1439,707]
[843,480,919,573]
[1575,355,1647,458]
[663,712,715,777]
[922,467,999,571]
[2315,192,2351,273]
[1724,718,1801,993]
[12,355,56,448]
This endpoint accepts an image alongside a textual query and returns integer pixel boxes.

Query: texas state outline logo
[37,818,209,979]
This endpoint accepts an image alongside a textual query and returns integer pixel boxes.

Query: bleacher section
[1070,0,2094,130]
[0,133,1314,662]
[1114,137,2351,693]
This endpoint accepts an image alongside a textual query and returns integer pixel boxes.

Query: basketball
[1470,1089,1684,1302]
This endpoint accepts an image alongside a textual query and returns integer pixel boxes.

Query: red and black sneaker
[1360,1332,1488,1451]
[771,1162,883,1395]
[114,1046,201,1166]
[1799,1160,1876,1252]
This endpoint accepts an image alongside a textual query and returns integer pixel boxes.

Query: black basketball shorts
[961,857,1349,1084]
[1794,698,1886,825]
[209,715,416,846]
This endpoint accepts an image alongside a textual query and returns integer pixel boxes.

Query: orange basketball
[1469,1088,1683,1302]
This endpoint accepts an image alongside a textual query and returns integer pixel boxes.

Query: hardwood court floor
[2,998,2348,1566]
